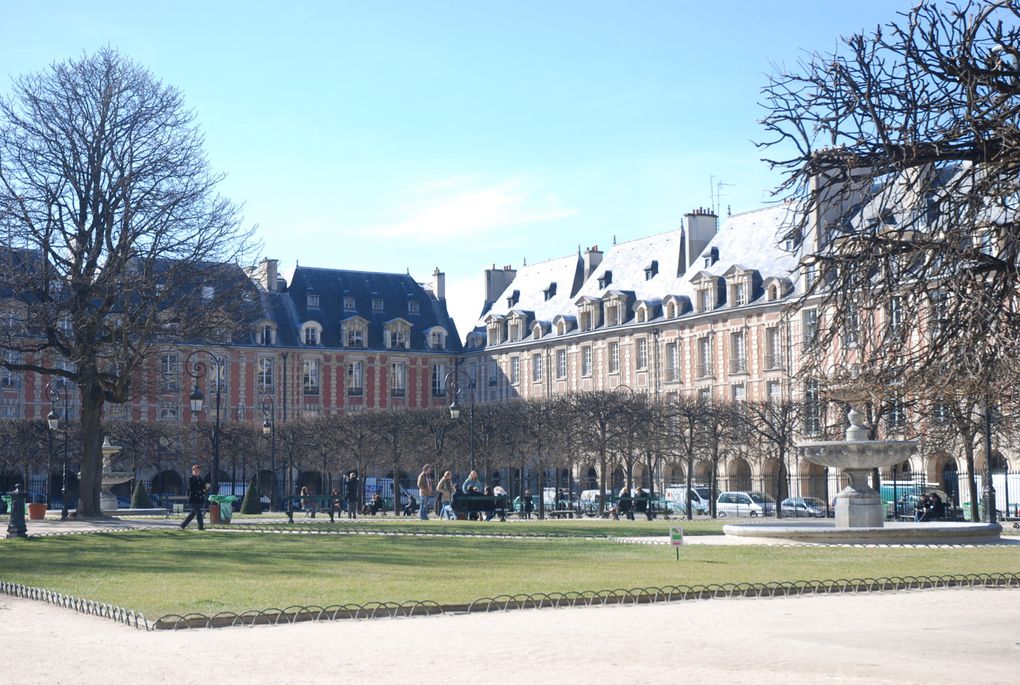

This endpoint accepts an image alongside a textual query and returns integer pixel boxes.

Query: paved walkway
[2,588,1018,683]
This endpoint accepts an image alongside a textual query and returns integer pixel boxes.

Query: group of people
[913,492,945,521]
[609,486,655,521]
[418,465,509,521]
[295,471,363,521]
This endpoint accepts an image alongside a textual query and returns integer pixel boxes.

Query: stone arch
[761,458,790,502]
[693,460,713,485]
[726,457,752,492]
[151,469,183,496]
[611,466,625,493]
[800,461,827,500]
[936,456,961,508]
[662,463,685,485]
[580,465,598,491]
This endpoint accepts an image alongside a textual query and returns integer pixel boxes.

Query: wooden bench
[452,494,510,520]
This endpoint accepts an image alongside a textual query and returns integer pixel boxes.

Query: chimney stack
[584,245,603,278]
[432,267,446,300]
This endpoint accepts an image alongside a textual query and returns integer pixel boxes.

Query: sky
[0,0,917,339]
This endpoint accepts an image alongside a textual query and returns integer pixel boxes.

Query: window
[258,358,274,392]
[666,301,677,319]
[302,359,320,395]
[159,401,179,421]
[543,283,557,300]
[887,397,906,431]
[697,337,712,379]
[372,297,384,312]
[386,325,409,350]
[608,342,620,373]
[803,380,821,435]
[431,364,446,397]
[597,271,613,289]
[698,387,712,403]
[160,353,179,392]
[346,326,364,348]
[407,300,420,315]
[664,342,680,382]
[804,264,817,290]
[581,346,592,377]
[510,357,521,385]
[729,331,747,374]
[767,381,782,405]
[532,354,543,383]
[802,309,818,348]
[930,291,949,337]
[580,311,592,332]
[303,324,320,346]
[508,320,523,343]
[887,297,903,341]
[732,384,746,403]
[390,362,407,397]
[260,325,274,346]
[644,261,658,280]
[209,359,225,393]
[636,339,648,370]
[733,283,747,307]
[488,359,499,387]
[307,293,320,309]
[605,304,618,327]
[1,351,20,387]
[202,286,215,302]
[343,295,356,311]
[698,288,712,312]
[556,350,567,379]
[843,303,859,346]
[347,361,364,396]
[765,326,783,369]
[429,330,445,350]
[933,401,951,425]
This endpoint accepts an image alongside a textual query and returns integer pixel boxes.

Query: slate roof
[275,265,461,352]
[474,204,800,344]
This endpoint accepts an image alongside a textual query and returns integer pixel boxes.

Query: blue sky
[1,0,915,337]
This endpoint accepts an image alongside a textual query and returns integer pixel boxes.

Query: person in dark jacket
[618,487,634,521]
[344,471,360,519]
[180,464,209,530]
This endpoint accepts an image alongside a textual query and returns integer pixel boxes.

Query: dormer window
[644,261,658,280]
[202,286,215,302]
[598,271,613,289]
[259,324,275,346]
[372,295,384,312]
[731,281,747,307]
[543,283,557,301]
[301,322,322,346]
[407,299,420,315]
[384,319,411,350]
[698,287,713,312]
[307,293,320,309]
[428,329,446,350]
[343,295,356,311]
[342,318,367,348]
[506,290,520,308]
[703,247,719,268]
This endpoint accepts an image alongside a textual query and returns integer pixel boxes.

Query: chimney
[684,208,718,272]
[584,245,603,278]
[432,267,446,300]
[255,258,279,293]
[484,264,517,308]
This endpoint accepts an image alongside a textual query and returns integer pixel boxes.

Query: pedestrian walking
[436,470,456,515]
[180,464,209,530]
[417,464,436,520]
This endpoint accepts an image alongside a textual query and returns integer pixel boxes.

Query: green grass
[2,530,1018,616]
[199,515,728,537]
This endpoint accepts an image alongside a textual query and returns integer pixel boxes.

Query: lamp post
[185,349,223,495]
[45,379,70,520]
[983,397,997,524]
[261,396,276,511]
[445,362,476,472]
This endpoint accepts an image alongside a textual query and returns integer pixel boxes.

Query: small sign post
[669,526,684,561]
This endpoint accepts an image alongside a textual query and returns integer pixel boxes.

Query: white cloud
[371,180,578,241]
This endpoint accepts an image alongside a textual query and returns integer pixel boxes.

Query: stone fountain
[723,401,1002,543]
[99,437,131,513]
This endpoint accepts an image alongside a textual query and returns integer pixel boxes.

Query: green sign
[670,526,684,547]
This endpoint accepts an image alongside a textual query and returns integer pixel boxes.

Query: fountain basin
[797,440,917,470]
[724,521,1003,544]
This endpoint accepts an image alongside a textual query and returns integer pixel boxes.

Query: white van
[716,491,775,517]
[663,485,711,515]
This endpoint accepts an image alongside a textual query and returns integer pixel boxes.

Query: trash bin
[27,502,48,520]
[208,495,238,524]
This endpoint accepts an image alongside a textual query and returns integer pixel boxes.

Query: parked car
[781,496,827,518]
[663,485,711,515]
[716,491,775,517]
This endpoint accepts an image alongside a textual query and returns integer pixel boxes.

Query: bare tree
[0,50,258,516]
[659,394,709,520]
[742,399,801,517]
[569,390,633,515]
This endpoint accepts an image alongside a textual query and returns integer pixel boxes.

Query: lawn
[2,530,1018,617]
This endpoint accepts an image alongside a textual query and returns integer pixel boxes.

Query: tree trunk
[964,442,979,522]
[76,380,105,517]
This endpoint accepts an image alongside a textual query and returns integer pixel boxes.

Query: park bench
[286,494,344,522]
[451,494,510,521]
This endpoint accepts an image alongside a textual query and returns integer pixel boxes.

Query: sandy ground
[2,588,1019,684]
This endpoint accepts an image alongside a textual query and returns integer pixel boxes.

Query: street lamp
[185,349,223,495]
[261,396,276,511]
[983,397,997,524]
[445,362,476,472]
[45,378,70,520]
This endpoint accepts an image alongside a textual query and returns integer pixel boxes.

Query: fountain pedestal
[835,468,884,528]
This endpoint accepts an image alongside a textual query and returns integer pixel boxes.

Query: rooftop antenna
[714,179,734,215]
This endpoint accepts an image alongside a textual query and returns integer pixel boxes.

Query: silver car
[781,496,827,518]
